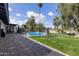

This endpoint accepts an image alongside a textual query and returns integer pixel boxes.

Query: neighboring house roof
[9,24,17,26]
[0,3,9,25]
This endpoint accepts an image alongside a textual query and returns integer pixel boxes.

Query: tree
[57,3,79,34]
[25,16,36,32]
[35,23,45,32]
[57,4,69,33]
[23,16,45,32]
[53,16,61,33]
[71,4,79,32]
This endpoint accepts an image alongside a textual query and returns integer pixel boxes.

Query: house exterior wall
[0,20,6,33]
[0,3,9,25]
[0,3,9,36]
[6,25,18,33]
[14,26,18,33]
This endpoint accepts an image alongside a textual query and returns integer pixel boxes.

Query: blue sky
[9,3,58,28]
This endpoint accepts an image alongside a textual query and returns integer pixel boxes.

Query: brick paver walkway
[0,34,64,56]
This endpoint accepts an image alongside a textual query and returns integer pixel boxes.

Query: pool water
[26,32,45,36]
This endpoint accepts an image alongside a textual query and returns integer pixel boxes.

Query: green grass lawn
[31,33,79,56]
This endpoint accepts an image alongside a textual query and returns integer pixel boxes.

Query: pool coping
[22,35,69,56]
[26,32,47,36]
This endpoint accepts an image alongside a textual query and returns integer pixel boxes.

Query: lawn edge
[23,35,69,56]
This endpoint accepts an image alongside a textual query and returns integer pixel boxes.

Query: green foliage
[23,16,45,32]
[55,3,79,33]
[36,23,45,32]
[26,16,36,31]
[53,16,61,33]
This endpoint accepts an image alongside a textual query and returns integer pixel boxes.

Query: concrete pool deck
[0,33,65,56]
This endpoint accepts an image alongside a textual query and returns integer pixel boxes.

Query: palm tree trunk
[39,7,41,32]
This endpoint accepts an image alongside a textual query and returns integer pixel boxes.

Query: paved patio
[0,34,64,56]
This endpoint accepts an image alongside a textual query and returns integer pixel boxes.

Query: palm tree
[38,3,42,23]
[38,3,43,32]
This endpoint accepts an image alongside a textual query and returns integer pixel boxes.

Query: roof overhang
[0,3,9,25]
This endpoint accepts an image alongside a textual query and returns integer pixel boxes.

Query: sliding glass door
[0,22,1,37]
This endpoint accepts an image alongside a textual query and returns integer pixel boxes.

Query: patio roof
[8,24,17,26]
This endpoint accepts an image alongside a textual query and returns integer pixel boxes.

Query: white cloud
[9,16,27,26]
[48,12,54,16]
[43,21,53,28]
[16,13,21,17]
[35,13,46,23]
[26,11,34,17]
[26,11,46,24]
[9,7,12,11]
[13,16,17,19]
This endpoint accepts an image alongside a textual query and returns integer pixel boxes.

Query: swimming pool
[26,32,46,36]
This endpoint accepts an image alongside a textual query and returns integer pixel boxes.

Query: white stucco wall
[0,20,6,33]
[14,26,18,33]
